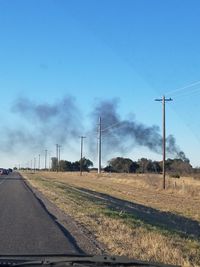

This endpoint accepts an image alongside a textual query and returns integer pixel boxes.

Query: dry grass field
[23,171,200,266]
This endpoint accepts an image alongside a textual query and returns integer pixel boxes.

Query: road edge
[20,173,107,256]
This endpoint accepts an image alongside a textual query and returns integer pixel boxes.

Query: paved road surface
[0,172,81,255]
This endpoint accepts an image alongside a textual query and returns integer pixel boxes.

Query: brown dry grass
[27,171,200,221]
[23,171,200,266]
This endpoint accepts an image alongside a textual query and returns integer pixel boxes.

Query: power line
[101,121,122,132]
[168,87,200,99]
[101,123,125,138]
[86,121,122,139]
[165,80,200,97]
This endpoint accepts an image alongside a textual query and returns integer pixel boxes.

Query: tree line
[51,157,93,172]
[50,156,193,176]
[18,155,194,177]
[104,157,193,176]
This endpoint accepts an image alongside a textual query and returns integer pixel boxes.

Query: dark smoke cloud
[2,96,82,153]
[1,96,187,162]
[166,135,188,161]
[90,99,188,161]
[11,98,59,122]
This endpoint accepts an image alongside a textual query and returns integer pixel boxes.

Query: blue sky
[1,0,200,168]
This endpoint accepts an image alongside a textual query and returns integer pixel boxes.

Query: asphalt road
[0,172,81,255]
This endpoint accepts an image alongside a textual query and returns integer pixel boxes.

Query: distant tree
[71,161,80,171]
[51,157,57,171]
[54,158,93,172]
[59,160,65,172]
[108,157,136,173]
[129,161,140,173]
[165,158,173,171]
[161,158,192,176]
[170,159,192,175]
[137,158,150,173]
[59,160,73,172]
[65,161,73,171]
[104,165,115,172]
[152,161,162,173]
[145,161,153,172]
[80,157,93,171]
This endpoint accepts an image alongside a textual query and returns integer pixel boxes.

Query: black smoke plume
[90,99,188,161]
[1,96,187,162]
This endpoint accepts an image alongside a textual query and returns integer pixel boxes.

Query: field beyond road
[23,171,200,266]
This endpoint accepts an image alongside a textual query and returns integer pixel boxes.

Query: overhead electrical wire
[101,121,122,132]
[170,87,200,99]
[165,80,200,97]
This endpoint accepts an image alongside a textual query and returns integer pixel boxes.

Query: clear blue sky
[1,0,200,168]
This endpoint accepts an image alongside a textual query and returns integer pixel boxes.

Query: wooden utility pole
[79,136,86,176]
[45,149,48,170]
[34,157,36,173]
[56,144,58,172]
[48,151,52,171]
[98,117,102,174]
[162,96,166,189]
[155,96,173,189]
[58,145,61,171]
[38,154,40,170]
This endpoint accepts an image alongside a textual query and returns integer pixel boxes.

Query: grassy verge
[23,172,200,266]
[24,171,200,222]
